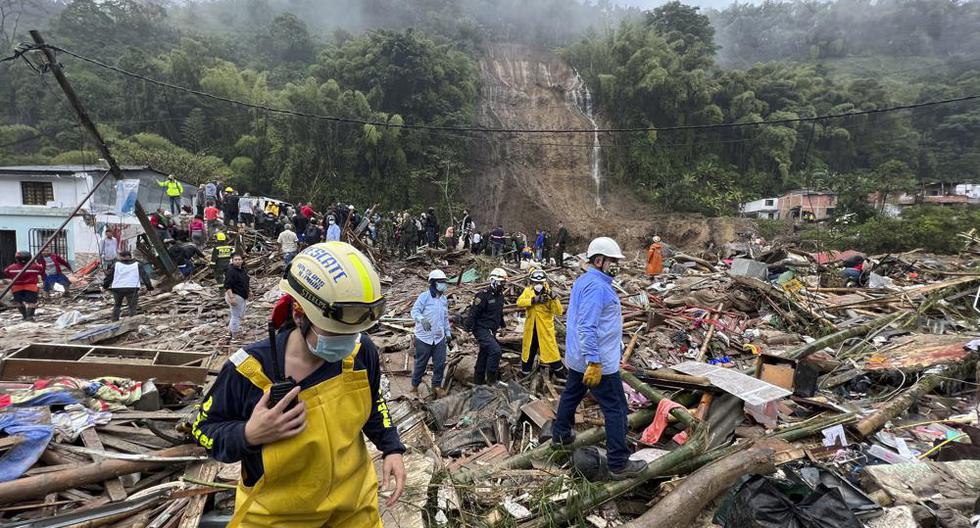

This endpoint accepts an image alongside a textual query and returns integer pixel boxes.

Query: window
[21,181,54,205]
[29,229,69,262]
[825,208,836,217]
[764,199,775,206]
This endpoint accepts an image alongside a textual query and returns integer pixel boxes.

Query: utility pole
[29,30,178,282]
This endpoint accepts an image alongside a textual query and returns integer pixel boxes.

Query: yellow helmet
[280,242,386,334]
[214,232,228,242]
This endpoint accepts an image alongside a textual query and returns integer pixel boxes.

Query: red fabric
[190,218,206,233]
[271,294,295,329]
[300,205,314,218]
[4,262,43,291]
[204,206,220,221]
[640,398,689,446]
[41,254,72,274]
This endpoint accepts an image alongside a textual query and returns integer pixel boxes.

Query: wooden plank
[81,428,128,502]
[176,461,220,528]
[99,433,151,454]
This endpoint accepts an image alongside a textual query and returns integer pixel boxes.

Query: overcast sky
[617,0,745,10]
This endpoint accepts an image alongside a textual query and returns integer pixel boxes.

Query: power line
[19,43,980,136]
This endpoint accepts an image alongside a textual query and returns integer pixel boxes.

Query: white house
[0,165,198,268]
[739,197,780,219]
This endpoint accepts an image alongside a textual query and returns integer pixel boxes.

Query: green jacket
[159,179,183,197]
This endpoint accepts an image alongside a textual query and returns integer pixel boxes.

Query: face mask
[435,282,448,293]
[329,220,335,225]
[307,331,358,363]
[533,284,544,293]
[490,279,502,291]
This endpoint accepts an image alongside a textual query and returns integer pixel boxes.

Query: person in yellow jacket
[517,269,566,378]
[158,174,184,215]
[191,242,406,527]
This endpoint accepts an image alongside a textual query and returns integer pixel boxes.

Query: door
[0,230,15,269]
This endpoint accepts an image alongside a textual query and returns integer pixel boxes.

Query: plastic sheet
[722,475,863,528]
[0,408,54,482]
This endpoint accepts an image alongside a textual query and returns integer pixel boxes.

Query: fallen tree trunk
[623,446,777,528]
[452,408,655,485]
[854,373,943,437]
[0,444,204,505]
[784,310,909,361]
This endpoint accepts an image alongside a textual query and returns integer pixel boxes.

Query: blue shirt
[326,224,341,241]
[565,268,623,375]
[411,289,451,345]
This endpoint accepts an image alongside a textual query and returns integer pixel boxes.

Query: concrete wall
[778,192,837,220]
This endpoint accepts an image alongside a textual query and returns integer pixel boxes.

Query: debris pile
[0,236,978,527]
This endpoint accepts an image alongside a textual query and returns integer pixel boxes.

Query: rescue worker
[191,242,406,527]
[211,228,235,283]
[646,235,664,277]
[551,237,647,480]
[410,269,451,399]
[102,250,153,321]
[167,239,206,277]
[39,248,73,294]
[157,174,184,215]
[467,268,507,385]
[3,251,44,321]
[517,270,565,378]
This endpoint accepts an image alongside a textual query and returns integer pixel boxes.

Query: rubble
[0,232,978,527]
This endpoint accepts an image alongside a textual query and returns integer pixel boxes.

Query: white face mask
[307,331,358,363]
[533,284,544,293]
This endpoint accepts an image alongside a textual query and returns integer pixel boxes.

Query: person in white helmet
[410,269,452,398]
[551,237,647,480]
[465,267,508,384]
[191,242,406,527]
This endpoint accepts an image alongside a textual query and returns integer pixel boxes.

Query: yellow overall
[516,286,563,364]
[228,343,382,528]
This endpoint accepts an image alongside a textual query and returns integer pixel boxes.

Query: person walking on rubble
[517,270,565,378]
[646,236,664,277]
[102,250,153,322]
[551,237,647,480]
[39,247,73,294]
[4,250,44,321]
[192,242,406,527]
[277,223,299,265]
[554,221,570,268]
[400,213,418,257]
[224,252,250,341]
[410,269,452,399]
[466,268,508,385]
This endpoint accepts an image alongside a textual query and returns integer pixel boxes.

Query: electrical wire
[16,42,980,136]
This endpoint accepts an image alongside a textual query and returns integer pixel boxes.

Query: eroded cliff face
[466,43,751,252]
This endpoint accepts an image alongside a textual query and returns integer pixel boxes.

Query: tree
[870,159,916,212]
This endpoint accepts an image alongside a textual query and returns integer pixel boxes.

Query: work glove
[583,363,603,388]
[422,319,432,331]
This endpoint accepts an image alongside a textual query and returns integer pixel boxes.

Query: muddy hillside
[465,43,751,252]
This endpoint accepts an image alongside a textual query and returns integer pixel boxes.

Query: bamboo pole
[0,445,203,505]
[854,373,943,437]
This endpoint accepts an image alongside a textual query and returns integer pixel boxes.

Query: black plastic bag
[724,475,863,528]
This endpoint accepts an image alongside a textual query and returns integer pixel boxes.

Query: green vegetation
[801,206,980,254]
[563,1,980,217]
[0,0,977,252]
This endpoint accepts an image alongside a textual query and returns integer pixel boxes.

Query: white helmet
[428,269,447,281]
[489,268,508,281]
[279,242,385,334]
[587,237,625,259]
[653,235,661,243]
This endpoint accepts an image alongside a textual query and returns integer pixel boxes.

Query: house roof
[0,165,165,176]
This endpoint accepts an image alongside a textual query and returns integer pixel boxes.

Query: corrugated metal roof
[0,165,156,173]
